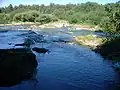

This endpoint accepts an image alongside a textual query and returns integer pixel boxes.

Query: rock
[15,38,34,48]
[0,48,37,87]
[32,47,49,53]
[113,62,120,71]
[17,30,44,43]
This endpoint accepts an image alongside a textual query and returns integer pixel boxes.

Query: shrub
[35,14,58,24]
[0,13,9,24]
[13,10,40,22]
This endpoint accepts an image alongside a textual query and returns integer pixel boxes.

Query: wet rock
[26,31,44,43]
[32,47,49,53]
[113,62,120,71]
[17,30,44,43]
[15,38,34,48]
[0,48,37,87]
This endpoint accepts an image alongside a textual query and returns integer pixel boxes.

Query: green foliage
[0,13,9,24]
[0,1,119,28]
[100,17,114,33]
[95,2,120,62]
[9,8,32,22]
[67,10,106,25]
[35,14,58,24]
[67,14,78,24]
[95,37,120,61]
[7,4,13,12]
[13,10,39,22]
[53,8,66,20]
[100,3,120,34]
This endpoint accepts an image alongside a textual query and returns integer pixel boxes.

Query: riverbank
[0,21,99,31]
[73,35,120,71]
[94,38,120,71]
[73,35,106,49]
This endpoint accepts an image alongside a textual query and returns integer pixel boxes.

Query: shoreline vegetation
[0,2,110,32]
[74,35,106,49]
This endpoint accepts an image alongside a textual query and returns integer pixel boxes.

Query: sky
[0,0,119,7]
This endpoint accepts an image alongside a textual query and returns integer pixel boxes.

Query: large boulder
[0,48,37,87]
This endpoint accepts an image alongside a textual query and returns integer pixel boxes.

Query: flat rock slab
[0,48,37,87]
[0,30,44,49]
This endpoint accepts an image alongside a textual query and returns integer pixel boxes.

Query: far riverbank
[0,21,100,31]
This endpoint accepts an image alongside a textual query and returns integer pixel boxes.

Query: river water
[0,27,120,90]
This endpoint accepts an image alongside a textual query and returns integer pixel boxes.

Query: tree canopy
[0,2,119,34]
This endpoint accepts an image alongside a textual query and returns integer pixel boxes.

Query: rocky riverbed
[0,30,50,87]
[0,28,120,90]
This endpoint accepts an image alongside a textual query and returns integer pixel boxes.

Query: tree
[13,10,40,22]
[0,2,118,27]
[5,4,14,13]
[53,8,66,20]
[100,3,120,34]
[0,8,2,13]
[35,14,58,24]
[0,13,9,24]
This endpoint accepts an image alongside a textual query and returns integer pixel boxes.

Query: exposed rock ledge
[0,48,37,87]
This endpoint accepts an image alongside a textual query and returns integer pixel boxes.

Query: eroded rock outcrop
[0,48,37,87]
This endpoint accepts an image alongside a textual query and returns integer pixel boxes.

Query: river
[0,27,120,90]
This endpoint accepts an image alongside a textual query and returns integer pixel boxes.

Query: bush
[67,15,78,24]
[35,14,58,24]
[0,13,9,24]
[67,11,106,25]
[67,12,85,24]
[53,9,66,20]
[100,3,120,34]
[100,11,120,34]
[95,38,120,61]
[13,10,40,22]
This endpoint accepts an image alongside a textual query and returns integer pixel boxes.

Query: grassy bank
[74,35,106,49]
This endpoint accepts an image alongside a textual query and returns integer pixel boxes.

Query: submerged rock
[32,47,49,53]
[15,38,34,48]
[0,48,37,87]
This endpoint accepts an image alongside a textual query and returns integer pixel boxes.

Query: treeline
[0,2,120,33]
[0,2,106,25]
[100,3,120,34]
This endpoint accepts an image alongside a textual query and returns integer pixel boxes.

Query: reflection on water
[0,28,120,90]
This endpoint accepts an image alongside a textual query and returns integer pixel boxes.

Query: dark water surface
[0,28,120,90]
